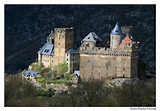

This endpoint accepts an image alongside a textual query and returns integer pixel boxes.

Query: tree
[55,61,68,75]
[66,79,116,106]
[5,73,37,106]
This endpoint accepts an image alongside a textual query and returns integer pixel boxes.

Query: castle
[37,22,138,81]
[37,27,79,73]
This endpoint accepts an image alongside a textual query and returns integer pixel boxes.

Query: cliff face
[5,5,155,74]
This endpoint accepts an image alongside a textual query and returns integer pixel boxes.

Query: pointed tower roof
[111,22,123,35]
[82,32,102,42]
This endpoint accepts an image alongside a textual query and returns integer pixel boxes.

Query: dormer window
[44,49,49,53]
[88,37,90,39]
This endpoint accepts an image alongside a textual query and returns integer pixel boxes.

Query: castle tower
[110,22,123,49]
[53,27,73,65]
[81,32,102,47]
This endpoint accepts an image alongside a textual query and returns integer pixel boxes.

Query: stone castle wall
[80,45,138,81]
[53,28,73,66]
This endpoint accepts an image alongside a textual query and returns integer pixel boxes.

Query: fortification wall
[80,46,132,56]
[80,53,134,81]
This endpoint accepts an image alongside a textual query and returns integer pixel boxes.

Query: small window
[88,37,90,39]
[67,54,68,56]
[73,58,74,61]
[44,49,49,53]
[67,58,68,61]
[123,68,125,71]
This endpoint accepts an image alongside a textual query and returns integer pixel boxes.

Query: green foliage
[51,73,74,84]
[112,79,156,106]
[37,78,46,83]
[55,61,68,74]
[37,89,53,97]
[5,73,156,107]
[5,73,37,106]
[68,73,74,79]
[41,68,50,73]
[31,62,44,73]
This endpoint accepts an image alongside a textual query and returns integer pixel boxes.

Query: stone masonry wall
[53,28,73,66]
[80,53,133,81]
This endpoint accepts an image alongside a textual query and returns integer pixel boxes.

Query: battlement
[55,27,73,33]
[80,46,135,57]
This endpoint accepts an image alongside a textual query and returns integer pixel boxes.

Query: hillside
[5,5,155,74]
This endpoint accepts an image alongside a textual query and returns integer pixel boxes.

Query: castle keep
[37,22,138,81]
[37,27,79,72]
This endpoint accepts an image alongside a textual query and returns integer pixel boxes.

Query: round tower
[110,22,123,49]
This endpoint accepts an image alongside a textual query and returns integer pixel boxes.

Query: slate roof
[111,22,123,35]
[23,70,38,77]
[82,32,102,42]
[74,71,80,77]
[37,43,54,56]
[65,48,79,54]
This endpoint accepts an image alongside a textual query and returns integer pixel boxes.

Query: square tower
[53,27,73,66]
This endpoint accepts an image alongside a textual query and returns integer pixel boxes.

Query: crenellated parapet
[79,46,137,57]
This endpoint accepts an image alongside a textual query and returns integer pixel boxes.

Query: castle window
[67,54,68,56]
[44,49,49,53]
[67,63,68,65]
[123,68,125,71]
[67,58,68,61]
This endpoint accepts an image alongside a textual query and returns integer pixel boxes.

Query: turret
[110,22,123,49]
[81,32,102,47]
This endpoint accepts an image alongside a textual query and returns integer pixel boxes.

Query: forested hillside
[5,5,155,73]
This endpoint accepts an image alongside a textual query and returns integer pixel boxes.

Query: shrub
[37,78,46,83]
[55,61,68,74]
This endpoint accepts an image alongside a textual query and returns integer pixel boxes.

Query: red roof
[118,36,132,50]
